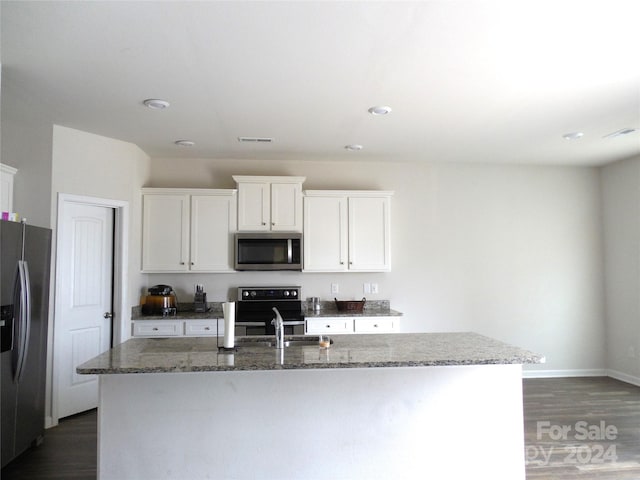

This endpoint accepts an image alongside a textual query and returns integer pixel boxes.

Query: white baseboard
[45,415,58,429]
[522,368,607,378]
[606,369,640,387]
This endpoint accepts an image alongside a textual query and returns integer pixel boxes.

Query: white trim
[1,163,18,175]
[522,368,607,378]
[606,369,640,387]
[51,193,129,426]
[141,188,236,196]
[304,189,394,197]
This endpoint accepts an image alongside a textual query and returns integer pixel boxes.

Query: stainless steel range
[235,286,305,336]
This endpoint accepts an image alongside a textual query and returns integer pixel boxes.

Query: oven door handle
[234,322,266,327]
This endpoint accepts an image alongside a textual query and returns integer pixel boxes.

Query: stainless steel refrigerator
[1,220,51,468]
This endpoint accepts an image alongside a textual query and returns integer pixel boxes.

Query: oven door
[236,300,304,335]
[235,323,305,336]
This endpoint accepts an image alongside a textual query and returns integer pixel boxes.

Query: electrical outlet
[371,283,379,294]
[363,283,371,294]
[331,283,339,294]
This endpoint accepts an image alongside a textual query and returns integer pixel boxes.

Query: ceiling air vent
[603,128,637,139]
[237,137,274,143]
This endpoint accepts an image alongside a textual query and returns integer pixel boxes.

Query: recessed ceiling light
[143,99,170,110]
[345,144,363,151]
[603,128,637,138]
[563,132,584,140]
[368,105,392,115]
[174,140,195,147]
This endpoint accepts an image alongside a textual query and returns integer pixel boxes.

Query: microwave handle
[287,239,293,264]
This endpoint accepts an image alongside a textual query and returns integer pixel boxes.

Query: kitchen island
[78,332,543,480]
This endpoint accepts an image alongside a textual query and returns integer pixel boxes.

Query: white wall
[601,155,640,383]
[51,125,150,310]
[146,158,606,373]
[49,125,150,424]
[0,70,53,228]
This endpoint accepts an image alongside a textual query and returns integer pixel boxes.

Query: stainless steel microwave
[234,232,302,271]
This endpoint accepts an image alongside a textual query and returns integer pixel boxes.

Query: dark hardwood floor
[1,409,97,480]
[1,377,639,479]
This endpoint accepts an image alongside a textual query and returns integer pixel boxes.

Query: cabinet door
[305,317,352,334]
[303,196,347,272]
[190,194,237,272]
[132,321,183,337]
[348,196,391,272]
[184,319,222,337]
[142,194,190,272]
[271,182,302,231]
[237,182,270,231]
[353,317,398,333]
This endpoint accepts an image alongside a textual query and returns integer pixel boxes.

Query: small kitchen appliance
[142,284,178,316]
[234,232,302,271]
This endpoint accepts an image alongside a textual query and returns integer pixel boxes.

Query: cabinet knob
[153,327,159,331]
[180,262,185,265]
[340,262,344,265]
[191,262,195,265]
[262,222,266,226]
[204,327,210,331]
[325,325,331,328]
[374,324,379,328]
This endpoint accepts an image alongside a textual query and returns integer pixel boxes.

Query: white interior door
[56,202,113,418]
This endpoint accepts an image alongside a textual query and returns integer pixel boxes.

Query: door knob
[103,312,113,319]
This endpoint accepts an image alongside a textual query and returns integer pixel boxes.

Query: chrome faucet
[271,307,285,349]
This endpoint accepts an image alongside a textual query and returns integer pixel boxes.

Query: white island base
[98,364,526,480]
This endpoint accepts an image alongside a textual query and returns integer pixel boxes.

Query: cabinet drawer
[353,317,397,334]
[184,320,221,337]
[306,318,352,334]
[132,321,183,337]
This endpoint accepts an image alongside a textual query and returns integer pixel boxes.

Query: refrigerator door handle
[12,260,31,383]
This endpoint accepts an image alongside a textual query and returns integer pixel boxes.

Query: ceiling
[2,0,639,166]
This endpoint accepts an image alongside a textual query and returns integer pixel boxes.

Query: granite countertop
[77,332,544,375]
[132,300,402,320]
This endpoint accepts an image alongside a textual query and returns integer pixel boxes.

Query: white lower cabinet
[133,320,183,337]
[305,318,352,335]
[132,319,223,337]
[306,316,398,335]
[184,319,222,337]
[353,317,398,333]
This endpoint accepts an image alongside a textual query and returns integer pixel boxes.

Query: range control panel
[237,286,301,301]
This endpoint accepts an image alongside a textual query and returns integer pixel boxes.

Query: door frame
[51,193,129,426]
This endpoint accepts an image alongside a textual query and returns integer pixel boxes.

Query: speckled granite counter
[77,332,543,375]
[131,300,402,320]
[131,303,223,320]
[303,299,402,317]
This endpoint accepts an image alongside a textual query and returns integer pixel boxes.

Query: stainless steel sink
[227,336,333,349]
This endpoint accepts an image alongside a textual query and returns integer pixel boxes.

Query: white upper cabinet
[234,176,305,232]
[142,189,237,273]
[1,163,18,213]
[303,191,392,272]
